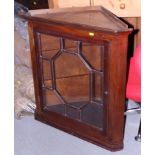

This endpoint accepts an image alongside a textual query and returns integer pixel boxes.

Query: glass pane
[82,43,103,71]
[56,74,89,103]
[94,73,103,103]
[42,59,52,88]
[43,88,65,115]
[81,103,103,129]
[40,34,60,51]
[65,39,77,49]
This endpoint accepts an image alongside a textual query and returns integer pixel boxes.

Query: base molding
[35,111,123,152]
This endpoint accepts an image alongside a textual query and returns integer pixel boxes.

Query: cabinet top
[20,6,132,33]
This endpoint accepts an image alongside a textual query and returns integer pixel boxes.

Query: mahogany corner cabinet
[20,6,132,151]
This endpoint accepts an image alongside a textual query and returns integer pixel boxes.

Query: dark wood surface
[25,6,132,151]
[20,6,132,33]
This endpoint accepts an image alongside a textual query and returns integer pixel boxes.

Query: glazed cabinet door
[33,31,109,132]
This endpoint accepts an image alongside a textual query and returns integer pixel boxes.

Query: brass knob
[104,91,108,95]
[33,1,37,5]
[120,3,125,9]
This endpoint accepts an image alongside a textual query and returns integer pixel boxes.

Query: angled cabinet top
[20,6,132,33]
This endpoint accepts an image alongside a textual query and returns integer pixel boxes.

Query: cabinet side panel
[106,35,128,144]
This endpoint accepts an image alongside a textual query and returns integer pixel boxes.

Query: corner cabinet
[20,6,132,151]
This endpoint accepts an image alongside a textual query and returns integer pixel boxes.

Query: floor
[14,101,141,155]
